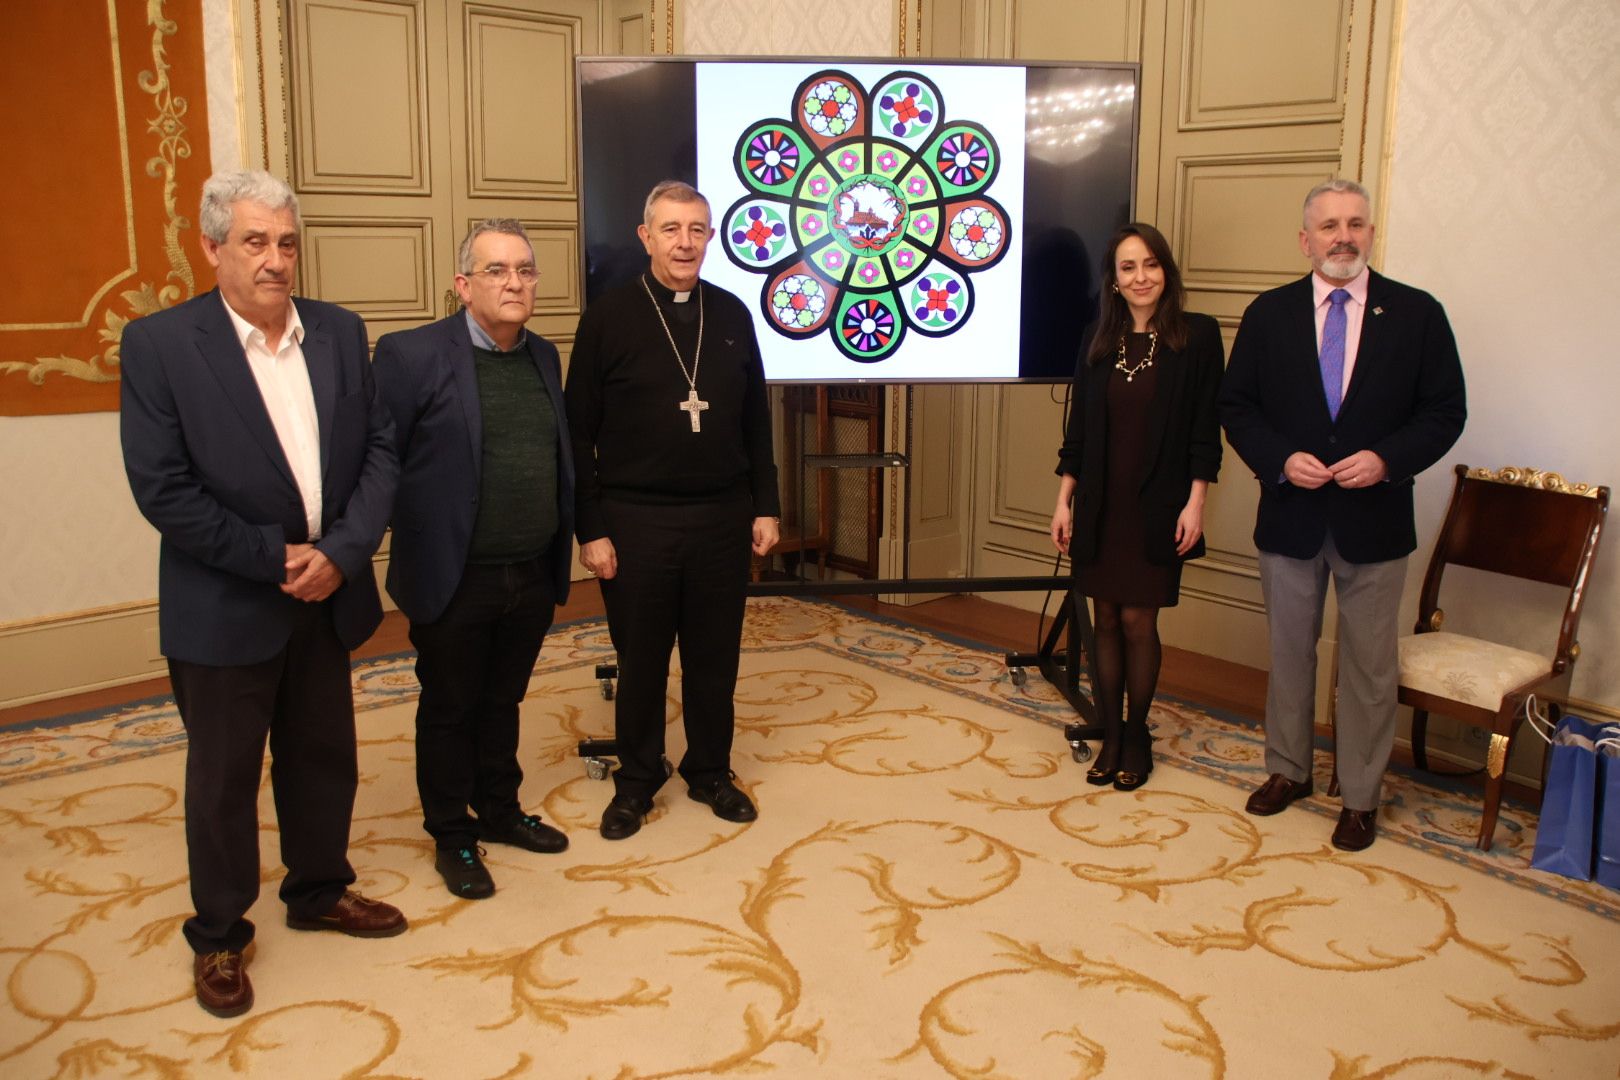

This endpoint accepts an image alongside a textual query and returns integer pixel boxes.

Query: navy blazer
[372,313,576,624]
[1058,312,1225,566]
[120,289,398,665]
[1219,269,1466,563]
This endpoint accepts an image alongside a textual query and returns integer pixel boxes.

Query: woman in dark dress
[1050,223,1224,790]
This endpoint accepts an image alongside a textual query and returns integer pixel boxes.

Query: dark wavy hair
[1084,222,1188,365]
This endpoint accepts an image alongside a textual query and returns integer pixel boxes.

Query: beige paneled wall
[1381,0,1620,726]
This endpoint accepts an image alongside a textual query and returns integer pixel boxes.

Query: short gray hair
[457,218,534,274]
[642,180,710,227]
[199,170,300,243]
[1302,178,1372,225]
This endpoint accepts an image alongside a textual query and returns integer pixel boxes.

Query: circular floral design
[725,68,1010,364]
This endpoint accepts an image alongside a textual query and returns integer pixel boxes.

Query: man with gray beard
[1219,178,1466,852]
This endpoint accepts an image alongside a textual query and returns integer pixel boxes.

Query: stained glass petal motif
[725,200,792,267]
[935,198,1011,271]
[764,262,836,335]
[906,264,973,336]
[835,292,905,362]
[735,122,810,196]
[926,123,999,197]
[875,72,942,146]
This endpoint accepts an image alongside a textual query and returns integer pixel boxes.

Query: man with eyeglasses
[373,219,576,898]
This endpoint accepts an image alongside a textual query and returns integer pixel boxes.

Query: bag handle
[1522,695,1556,744]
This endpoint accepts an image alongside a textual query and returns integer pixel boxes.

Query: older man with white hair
[121,170,404,1018]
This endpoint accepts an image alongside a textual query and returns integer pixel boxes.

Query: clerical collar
[464,309,526,353]
[644,274,700,305]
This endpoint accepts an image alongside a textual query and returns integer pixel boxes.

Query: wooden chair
[1373,464,1608,850]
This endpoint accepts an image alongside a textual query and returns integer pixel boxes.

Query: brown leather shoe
[1331,808,1378,851]
[193,948,252,1018]
[285,890,407,938]
[1245,773,1314,816]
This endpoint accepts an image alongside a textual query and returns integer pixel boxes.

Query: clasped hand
[283,543,344,601]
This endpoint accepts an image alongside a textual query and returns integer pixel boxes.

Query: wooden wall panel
[290,0,431,192]
[1183,0,1348,127]
[463,8,579,198]
[523,221,581,315]
[302,218,437,319]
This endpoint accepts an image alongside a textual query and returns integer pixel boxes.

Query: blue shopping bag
[1530,715,1618,882]
[1595,738,1620,891]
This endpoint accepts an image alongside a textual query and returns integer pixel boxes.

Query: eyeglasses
[467,264,539,284]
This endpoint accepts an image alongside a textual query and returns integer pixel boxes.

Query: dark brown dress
[1073,332,1180,607]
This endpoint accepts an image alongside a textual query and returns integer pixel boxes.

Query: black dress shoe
[481,813,568,854]
[434,846,495,899]
[687,774,758,823]
[1331,808,1378,851]
[600,795,650,840]
[1245,773,1314,816]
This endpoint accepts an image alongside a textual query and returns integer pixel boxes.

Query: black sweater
[565,274,780,542]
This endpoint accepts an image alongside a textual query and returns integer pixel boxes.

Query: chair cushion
[1397,631,1554,712]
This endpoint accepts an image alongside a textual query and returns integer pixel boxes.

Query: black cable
[1033,378,1075,654]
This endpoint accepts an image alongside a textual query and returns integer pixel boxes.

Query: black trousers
[408,555,556,849]
[599,496,753,802]
[168,601,357,954]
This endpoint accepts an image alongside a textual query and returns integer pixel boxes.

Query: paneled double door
[284,0,629,350]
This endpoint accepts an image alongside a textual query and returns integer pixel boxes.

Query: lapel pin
[1372,306,1384,316]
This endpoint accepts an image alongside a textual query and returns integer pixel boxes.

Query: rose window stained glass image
[723,68,1010,363]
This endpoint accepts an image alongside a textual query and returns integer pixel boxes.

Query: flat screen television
[576,57,1139,383]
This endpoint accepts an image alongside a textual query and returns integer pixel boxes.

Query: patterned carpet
[2,597,1616,1079]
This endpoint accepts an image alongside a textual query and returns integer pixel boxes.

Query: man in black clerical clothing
[121,170,405,1019]
[373,220,576,898]
[565,180,781,840]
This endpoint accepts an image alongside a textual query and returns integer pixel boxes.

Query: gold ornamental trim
[0,0,196,388]
[1426,609,1444,631]
[1485,733,1509,779]
[1467,466,1603,498]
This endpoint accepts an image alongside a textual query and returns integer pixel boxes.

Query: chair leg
[1410,708,1430,770]
[1478,765,1504,851]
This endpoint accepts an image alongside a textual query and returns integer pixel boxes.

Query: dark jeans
[408,555,556,849]
[169,601,357,954]
[598,496,753,802]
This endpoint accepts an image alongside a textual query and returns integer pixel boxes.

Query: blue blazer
[1219,270,1466,563]
[120,289,398,665]
[372,313,576,624]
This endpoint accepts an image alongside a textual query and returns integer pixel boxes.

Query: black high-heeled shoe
[1113,722,1154,791]
[1085,717,1122,785]
[1085,739,1120,786]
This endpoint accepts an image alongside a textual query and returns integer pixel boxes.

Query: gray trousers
[1258,533,1406,811]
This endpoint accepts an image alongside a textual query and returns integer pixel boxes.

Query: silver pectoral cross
[678,388,710,432]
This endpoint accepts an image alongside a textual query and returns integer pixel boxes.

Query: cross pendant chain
[642,275,708,434]
[678,388,710,432]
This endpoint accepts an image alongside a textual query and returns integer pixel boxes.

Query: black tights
[1089,598,1162,766]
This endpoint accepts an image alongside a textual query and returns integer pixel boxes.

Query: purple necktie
[1320,288,1350,420]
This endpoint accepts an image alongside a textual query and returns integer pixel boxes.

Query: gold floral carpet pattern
[2,598,1617,1079]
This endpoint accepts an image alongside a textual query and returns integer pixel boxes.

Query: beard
[1315,246,1367,282]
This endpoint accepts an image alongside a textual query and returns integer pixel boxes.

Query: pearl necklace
[1114,329,1157,382]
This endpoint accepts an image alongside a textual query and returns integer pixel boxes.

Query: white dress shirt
[221,298,324,541]
[1311,266,1370,397]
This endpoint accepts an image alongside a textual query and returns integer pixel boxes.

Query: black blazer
[1057,311,1225,566]
[1218,269,1466,563]
[120,289,398,665]
[372,313,576,624]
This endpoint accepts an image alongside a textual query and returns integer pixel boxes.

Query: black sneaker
[686,774,758,823]
[480,813,568,854]
[434,845,495,899]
